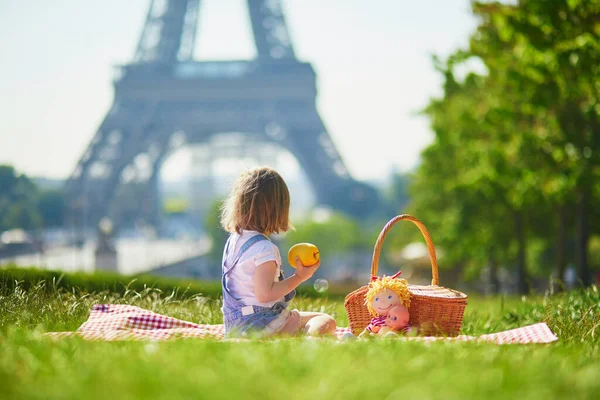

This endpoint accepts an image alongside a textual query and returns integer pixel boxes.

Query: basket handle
[370,214,439,286]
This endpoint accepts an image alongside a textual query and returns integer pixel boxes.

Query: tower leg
[280,108,380,218]
[94,219,118,272]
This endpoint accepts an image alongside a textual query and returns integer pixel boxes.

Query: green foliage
[1,202,42,231]
[37,190,65,227]
[413,1,600,291]
[163,198,188,215]
[203,198,229,263]
[0,165,42,231]
[384,171,412,214]
[589,235,600,269]
[282,211,374,254]
[0,165,66,231]
[0,266,347,300]
[0,266,222,299]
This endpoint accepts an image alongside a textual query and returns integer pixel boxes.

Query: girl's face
[372,288,401,316]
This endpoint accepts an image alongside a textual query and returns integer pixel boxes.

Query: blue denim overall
[221,234,295,337]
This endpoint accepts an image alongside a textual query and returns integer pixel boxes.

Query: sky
[0,0,479,183]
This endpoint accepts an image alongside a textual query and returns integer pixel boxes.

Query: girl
[220,166,337,338]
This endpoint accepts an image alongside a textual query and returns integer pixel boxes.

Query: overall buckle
[241,305,255,316]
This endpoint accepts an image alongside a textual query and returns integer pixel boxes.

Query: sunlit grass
[0,278,599,399]
[2,279,598,342]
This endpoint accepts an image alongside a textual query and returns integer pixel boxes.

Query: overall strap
[224,234,270,277]
[236,234,270,261]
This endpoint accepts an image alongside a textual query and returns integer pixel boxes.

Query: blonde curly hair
[365,276,411,317]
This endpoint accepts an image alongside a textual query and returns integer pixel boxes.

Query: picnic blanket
[44,304,558,344]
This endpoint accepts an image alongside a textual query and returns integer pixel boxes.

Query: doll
[358,271,411,338]
[378,304,410,335]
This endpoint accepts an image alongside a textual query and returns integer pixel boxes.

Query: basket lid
[408,284,467,299]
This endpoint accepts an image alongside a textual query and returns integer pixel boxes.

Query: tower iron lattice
[64,0,380,234]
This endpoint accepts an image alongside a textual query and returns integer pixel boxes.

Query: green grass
[0,274,599,400]
[0,265,348,300]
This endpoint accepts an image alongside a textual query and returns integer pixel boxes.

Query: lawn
[0,272,599,400]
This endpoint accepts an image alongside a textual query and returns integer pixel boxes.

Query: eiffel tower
[64,0,380,234]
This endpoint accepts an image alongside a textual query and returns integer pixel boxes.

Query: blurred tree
[412,1,600,293]
[2,202,42,231]
[384,171,411,215]
[204,199,228,264]
[0,165,18,193]
[413,65,526,292]
[282,211,372,254]
[281,211,382,279]
[471,0,600,288]
[38,190,66,228]
[0,165,42,232]
[163,198,188,216]
[589,236,600,272]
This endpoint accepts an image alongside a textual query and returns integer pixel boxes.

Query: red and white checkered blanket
[44,304,558,344]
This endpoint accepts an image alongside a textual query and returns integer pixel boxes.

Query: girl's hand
[294,256,320,282]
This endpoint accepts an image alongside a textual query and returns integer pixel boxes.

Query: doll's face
[385,305,410,330]
[372,289,401,316]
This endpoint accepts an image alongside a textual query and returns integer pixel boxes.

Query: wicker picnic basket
[344,214,468,336]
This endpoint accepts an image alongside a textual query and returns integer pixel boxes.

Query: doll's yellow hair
[365,276,411,316]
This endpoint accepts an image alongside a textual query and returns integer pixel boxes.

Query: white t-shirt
[223,230,285,308]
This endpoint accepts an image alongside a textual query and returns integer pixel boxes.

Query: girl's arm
[254,258,319,303]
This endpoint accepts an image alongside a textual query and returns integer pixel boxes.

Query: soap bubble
[314,278,329,293]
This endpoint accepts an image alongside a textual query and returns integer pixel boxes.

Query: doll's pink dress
[366,316,412,334]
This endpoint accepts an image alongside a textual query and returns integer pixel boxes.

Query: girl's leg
[298,311,336,336]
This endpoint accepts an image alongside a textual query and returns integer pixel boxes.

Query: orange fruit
[287,243,320,268]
